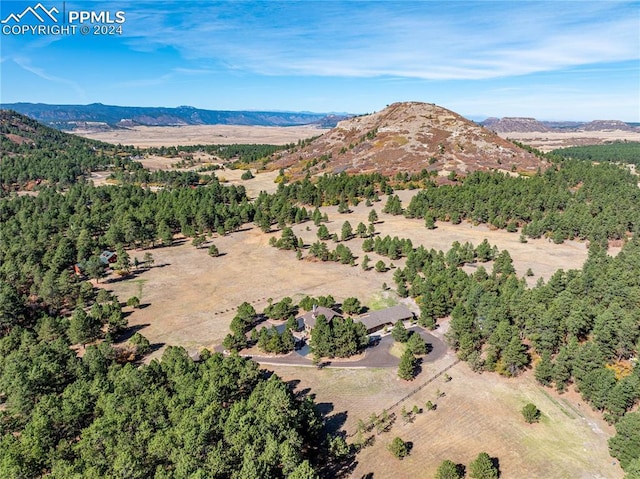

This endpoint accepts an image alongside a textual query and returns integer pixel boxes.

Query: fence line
[347,358,461,438]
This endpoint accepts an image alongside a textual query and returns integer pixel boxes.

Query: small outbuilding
[100,250,117,265]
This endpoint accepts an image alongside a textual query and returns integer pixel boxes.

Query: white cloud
[121,1,640,81]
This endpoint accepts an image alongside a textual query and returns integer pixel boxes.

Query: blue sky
[1,0,639,120]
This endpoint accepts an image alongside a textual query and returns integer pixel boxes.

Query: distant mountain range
[2,102,636,135]
[0,103,348,130]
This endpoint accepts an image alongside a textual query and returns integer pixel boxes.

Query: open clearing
[94,131,621,479]
[268,351,621,479]
[75,124,328,147]
[266,320,621,478]
[105,189,589,359]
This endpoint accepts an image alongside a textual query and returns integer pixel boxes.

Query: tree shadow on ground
[492,456,501,478]
[406,441,414,455]
[327,456,358,479]
[114,323,150,342]
[286,378,301,390]
[316,402,334,417]
[295,387,312,399]
[325,411,348,435]
[414,357,424,377]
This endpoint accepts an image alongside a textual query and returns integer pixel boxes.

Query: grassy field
[271,357,621,479]
[104,189,589,358]
[266,352,622,479]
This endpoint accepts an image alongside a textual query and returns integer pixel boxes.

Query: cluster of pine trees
[404,160,640,242]
[0,342,328,478]
[551,141,640,166]
[309,315,369,359]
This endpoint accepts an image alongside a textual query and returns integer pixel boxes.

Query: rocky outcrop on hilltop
[579,120,637,132]
[481,117,551,133]
[271,102,546,179]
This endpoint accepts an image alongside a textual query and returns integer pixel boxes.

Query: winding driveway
[236,326,447,369]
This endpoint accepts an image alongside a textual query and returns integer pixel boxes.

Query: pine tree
[341,221,353,241]
[469,452,498,479]
[387,437,409,459]
[435,460,462,479]
[502,336,529,376]
[398,349,417,380]
[392,320,409,343]
[534,351,554,386]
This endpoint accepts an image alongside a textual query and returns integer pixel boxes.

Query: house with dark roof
[299,305,342,330]
[357,304,414,334]
[99,250,117,265]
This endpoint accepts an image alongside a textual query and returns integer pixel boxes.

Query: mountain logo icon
[1,3,59,24]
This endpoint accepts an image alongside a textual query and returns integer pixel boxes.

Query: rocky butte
[271,101,547,180]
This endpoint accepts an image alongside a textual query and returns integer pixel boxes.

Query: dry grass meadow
[96,126,622,479]
[270,355,621,479]
[105,188,589,357]
[101,191,616,477]
[76,124,328,147]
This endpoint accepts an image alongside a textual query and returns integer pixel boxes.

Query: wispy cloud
[120,1,640,80]
[12,56,85,97]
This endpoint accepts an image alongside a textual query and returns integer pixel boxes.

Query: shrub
[522,403,541,423]
[126,296,140,308]
[388,437,409,459]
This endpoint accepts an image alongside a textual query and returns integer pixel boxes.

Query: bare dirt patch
[75,124,327,147]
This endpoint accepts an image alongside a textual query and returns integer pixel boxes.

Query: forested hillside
[391,238,640,475]
[1,102,345,128]
[0,340,330,478]
[0,110,135,189]
[393,239,640,415]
